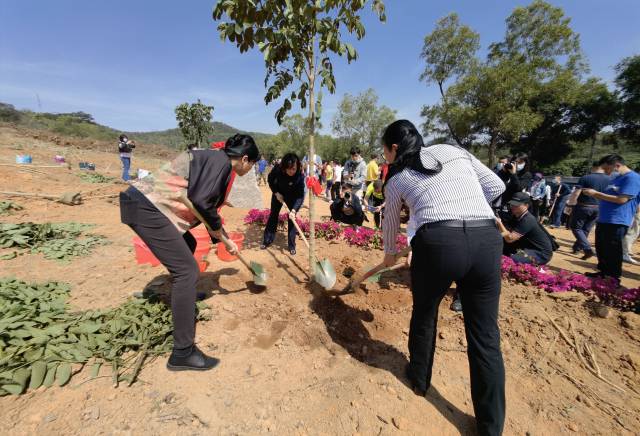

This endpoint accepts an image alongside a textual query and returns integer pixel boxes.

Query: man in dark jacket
[118,134,135,182]
[549,175,572,228]
[261,153,305,255]
[330,183,365,226]
[497,153,532,210]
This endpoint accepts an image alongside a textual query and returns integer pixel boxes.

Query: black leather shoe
[581,251,594,260]
[450,297,463,313]
[260,243,270,250]
[167,346,219,371]
[584,271,604,279]
[405,363,427,396]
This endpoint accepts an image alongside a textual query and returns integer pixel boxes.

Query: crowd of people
[490,152,640,287]
[118,124,640,436]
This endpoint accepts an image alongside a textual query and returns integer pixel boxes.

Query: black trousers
[595,222,628,279]
[120,187,200,352]
[330,182,341,201]
[410,224,505,436]
[370,196,384,228]
[263,195,298,250]
[570,205,599,253]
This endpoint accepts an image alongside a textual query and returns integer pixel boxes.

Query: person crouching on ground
[261,153,305,255]
[364,179,385,228]
[330,183,365,226]
[496,192,553,265]
[119,134,259,371]
[381,120,506,435]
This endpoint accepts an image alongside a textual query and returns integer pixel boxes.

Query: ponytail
[382,120,441,187]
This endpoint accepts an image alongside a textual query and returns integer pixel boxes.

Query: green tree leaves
[331,88,396,157]
[615,55,640,141]
[212,0,385,124]
[0,278,210,396]
[420,1,599,167]
[174,100,215,149]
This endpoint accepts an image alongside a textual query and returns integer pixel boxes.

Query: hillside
[0,102,272,149]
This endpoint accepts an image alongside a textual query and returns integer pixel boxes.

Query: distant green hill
[0,102,272,148]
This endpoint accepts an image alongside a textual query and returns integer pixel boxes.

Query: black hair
[373,180,383,190]
[341,182,352,190]
[187,143,197,150]
[224,134,259,162]
[592,161,600,168]
[280,152,301,174]
[119,134,128,142]
[499,155,510,161]
[382,120,441,186]
[370,153,377,160]
[514,153,528,163]
[598,153,625,166]
[350,147,360,156]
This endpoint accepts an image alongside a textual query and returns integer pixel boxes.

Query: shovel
[0,190,82,205]
[281,202,336,290]
[346,245,412,292]
[181,196,267,287]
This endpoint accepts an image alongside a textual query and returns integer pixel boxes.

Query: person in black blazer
[261,153,305,255]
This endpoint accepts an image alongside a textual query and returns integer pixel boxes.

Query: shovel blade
[361,264,382,283]
[250,261,268,287]
[314,258,336,290]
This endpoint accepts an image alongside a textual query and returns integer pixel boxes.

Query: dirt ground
[1,125,639,436]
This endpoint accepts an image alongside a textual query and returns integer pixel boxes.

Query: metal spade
[281,203,336,290]
[181,196,267,287]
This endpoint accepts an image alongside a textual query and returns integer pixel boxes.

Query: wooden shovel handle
[350,245,412,287]
[180,195,253,270]
[280,202,310,250]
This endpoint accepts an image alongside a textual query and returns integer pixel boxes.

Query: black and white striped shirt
[383,144,505,253]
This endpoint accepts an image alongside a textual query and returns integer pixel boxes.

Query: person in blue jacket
[261,153,305,255]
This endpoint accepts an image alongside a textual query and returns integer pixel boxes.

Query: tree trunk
[589,135,597,163]
[438,81,464,147]
[307,40,317,279]
[488,137,497,169]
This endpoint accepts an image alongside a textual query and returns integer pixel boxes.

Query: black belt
[424,219,496,229]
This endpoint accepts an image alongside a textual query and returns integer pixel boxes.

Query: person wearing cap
[496,192,553,265]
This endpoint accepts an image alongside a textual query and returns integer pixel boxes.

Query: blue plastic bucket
[16,155,32,164]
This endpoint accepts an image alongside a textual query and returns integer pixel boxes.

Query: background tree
[331,88,396,157]
[421,0,587,168]
[571,78,619,162]
[419,13,480,146]
[213,0,385,278]
[174,99,214,149]
[615,55,640,141]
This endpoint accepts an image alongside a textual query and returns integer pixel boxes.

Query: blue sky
[1,0,639,135]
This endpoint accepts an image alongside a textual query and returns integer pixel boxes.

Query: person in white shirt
[331,162,343,201]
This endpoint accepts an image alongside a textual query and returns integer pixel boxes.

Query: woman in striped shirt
[381,120,505,436]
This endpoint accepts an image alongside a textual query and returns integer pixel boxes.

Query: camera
[344,192,351,200]
[504,162,513,171]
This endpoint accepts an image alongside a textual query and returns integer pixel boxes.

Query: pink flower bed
[245,209,639,311]
[244,208,408,250]
[501,256,639,311]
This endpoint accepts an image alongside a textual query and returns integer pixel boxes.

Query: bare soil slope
[1,126,639,435]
